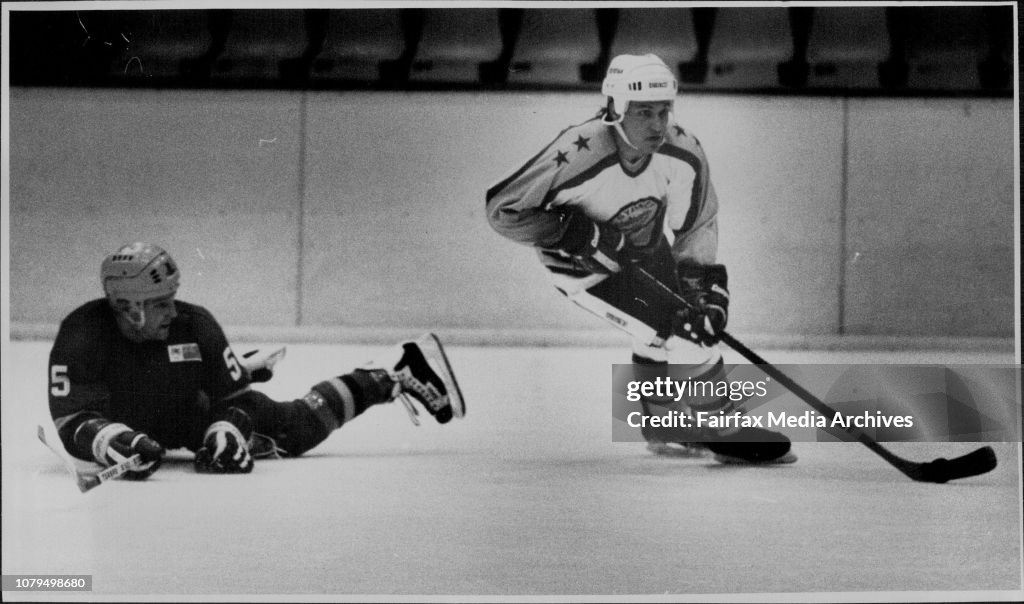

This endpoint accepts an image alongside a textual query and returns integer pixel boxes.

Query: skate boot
[640,401,709,458]
[646,441,710,458]
[391,333,465,425]
[630,356,709,458]
[706,427,798,464]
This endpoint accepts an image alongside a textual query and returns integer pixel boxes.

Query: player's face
[621,101,672,156]
[137,294,178,341]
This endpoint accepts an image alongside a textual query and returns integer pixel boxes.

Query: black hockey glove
[75,418,164,480]
[194,407,254,474]
[549,212,625,274]
[672,262,730,346]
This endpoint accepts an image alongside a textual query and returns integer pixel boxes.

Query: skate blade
[713,451,799,465]
[647,442,710,459]
[419,333,465,419]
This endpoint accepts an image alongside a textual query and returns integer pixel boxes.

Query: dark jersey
[48,298,250,458]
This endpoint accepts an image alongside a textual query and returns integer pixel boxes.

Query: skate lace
[391,364,447,426]
[389,369,426,426]
[250,432,286,459]
[396,392,422,427]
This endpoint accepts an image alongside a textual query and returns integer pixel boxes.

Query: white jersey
[486,114,720,274]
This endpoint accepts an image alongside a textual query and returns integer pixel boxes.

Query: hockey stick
[37,425,143,493]
[628,266,998,483]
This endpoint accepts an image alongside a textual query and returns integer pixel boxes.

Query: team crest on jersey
[609,197,664,247]
[168,343,202,362]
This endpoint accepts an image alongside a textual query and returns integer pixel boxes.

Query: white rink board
[2,341,1022,601]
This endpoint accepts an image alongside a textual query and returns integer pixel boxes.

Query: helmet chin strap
[614,122,643,153]
[601,103,672,155]
[111,297,147,330]
[601,110,642,152]
[127,306,146,330]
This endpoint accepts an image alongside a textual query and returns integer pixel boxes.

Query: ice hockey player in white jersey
[486,53,795,464]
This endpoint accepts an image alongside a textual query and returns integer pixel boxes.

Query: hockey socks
[304,369,396,431]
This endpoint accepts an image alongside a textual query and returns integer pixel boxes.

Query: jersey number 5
[223,348,243,381]
[50,365,70,396]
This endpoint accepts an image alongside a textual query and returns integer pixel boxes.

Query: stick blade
[77,475,101,493]
[914,446,998,483]
[39,424,95,492]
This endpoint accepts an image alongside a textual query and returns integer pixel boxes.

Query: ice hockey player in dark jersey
[486,53,794,464]
[48,242,465,478]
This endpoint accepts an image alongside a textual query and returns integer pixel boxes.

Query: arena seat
[114,10,216,82]
[897,6,988,91]
[805,7,889,89]
[704,7,792,89]
[609,8,697,73]
[408,9,502,84]
[505,9,601,87]
[309,9,404,84]
[206,10,309,83]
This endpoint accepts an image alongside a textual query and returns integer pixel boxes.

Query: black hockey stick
[37,425,143,492]
[628,266,998,483]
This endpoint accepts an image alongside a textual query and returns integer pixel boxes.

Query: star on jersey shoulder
[673,125,685,137]
[572,135,590,151]
[554,150,569,166]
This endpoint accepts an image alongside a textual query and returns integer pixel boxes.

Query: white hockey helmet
[101,242,179,328]
[601,53,678,122]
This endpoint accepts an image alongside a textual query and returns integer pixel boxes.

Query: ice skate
[639,399,710,458]
[706,427,798,465]
[391,333,465,424]
[646,441,710,459]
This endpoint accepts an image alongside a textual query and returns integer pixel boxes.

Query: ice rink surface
[2,339,1022,602]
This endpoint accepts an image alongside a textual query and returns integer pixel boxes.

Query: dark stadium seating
[804,6,889,90]
[204,9,309,84]
[608,8,698,79]
[702,7,793,90]
[310,9,404,85]
[111,10,215,83]
[503,9,601,87]
[408,9,503,85]
[7,6,1013,95]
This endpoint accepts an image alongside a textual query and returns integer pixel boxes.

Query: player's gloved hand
[194,407,254,474]
[240,346,287,383]
[672,262,730,346]
[549,212,625,274]
[76,418,164,480]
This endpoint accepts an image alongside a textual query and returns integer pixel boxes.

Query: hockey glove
[240,346,287,383]
[549,212,625,274]
[672,262,730,346]
[75,418,164,480]
[194,407,254,474]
